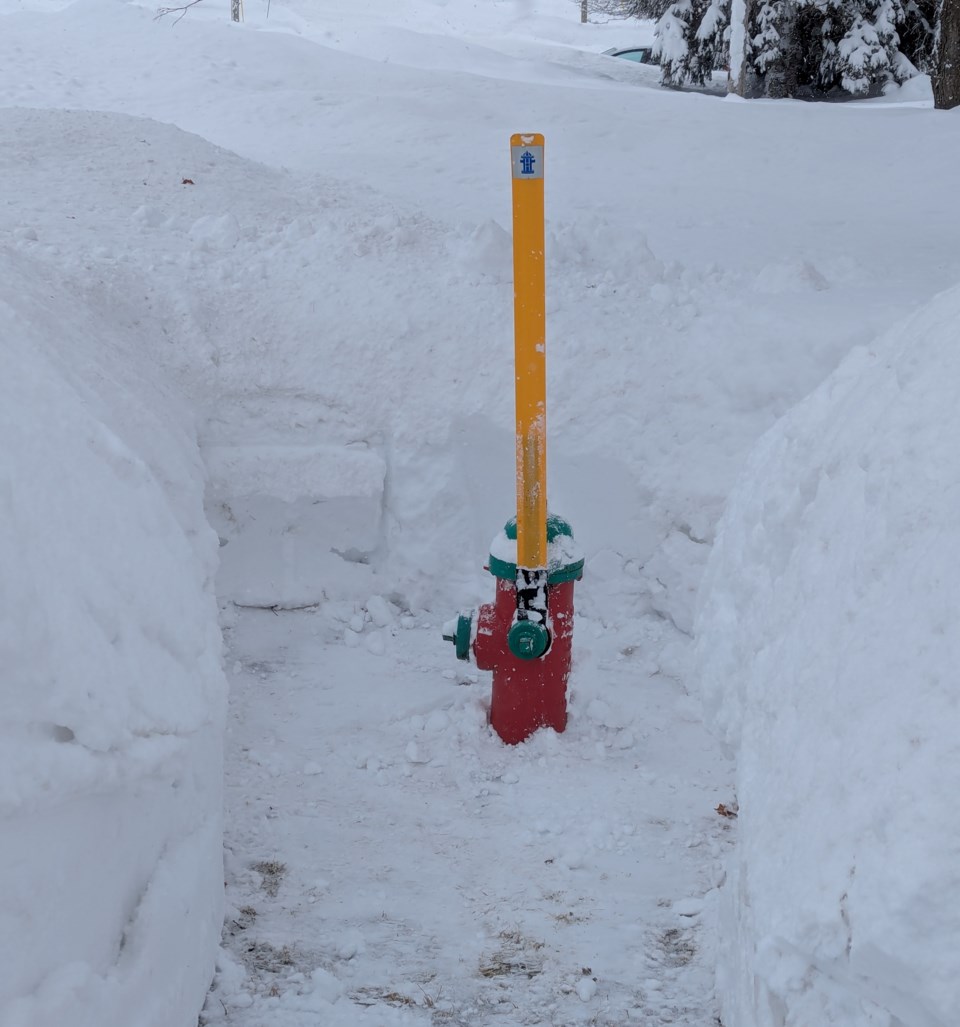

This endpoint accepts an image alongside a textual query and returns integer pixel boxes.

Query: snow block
[206,443,386,608]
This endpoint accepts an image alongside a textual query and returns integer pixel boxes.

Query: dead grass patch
[351,987,418,1008]
[243,940,297,974]
[658,927,696,968]
[478,930,545,979]
[552,911,587,925]
[251,860,287,897]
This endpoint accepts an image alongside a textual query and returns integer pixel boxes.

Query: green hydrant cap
[442,611,473,661]
[488,513,584,584]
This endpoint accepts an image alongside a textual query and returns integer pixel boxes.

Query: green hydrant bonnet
[487,513,584,584]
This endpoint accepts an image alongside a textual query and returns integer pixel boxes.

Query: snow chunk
[189,213,242,251]
[576,976,598,1001]
[366,594,396,627]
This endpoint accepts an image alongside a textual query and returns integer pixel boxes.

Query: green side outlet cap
[442,611,473,661]
[508,620,550,661]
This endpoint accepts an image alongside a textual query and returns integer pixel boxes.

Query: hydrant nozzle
[442,611,474,662]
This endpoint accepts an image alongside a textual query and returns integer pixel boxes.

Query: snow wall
[696,285,960,1026]
[0,248,227,1027]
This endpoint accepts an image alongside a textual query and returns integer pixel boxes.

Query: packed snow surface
[1,0,959,1023]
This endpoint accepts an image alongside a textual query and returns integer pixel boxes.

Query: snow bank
[696,286,960,1026]
[0,248,226,1027]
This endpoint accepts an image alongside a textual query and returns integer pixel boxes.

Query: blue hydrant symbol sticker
[511,143,544,180]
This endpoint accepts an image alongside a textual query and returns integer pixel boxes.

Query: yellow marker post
[510,133,547,571]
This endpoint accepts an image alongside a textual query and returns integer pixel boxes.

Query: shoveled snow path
[204,604,731,1026]
[7,6,958,1024]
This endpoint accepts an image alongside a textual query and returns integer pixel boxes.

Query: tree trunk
[730,0,760,95]
[934,0,960,108]
[581,0,588,22]
[231,0,241,21]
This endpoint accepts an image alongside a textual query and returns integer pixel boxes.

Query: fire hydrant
[444,514,584,745]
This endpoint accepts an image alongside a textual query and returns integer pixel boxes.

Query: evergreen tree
[654,0,730,86]
[655,0,703,86]
[748,0,802,95]
[830,0,910,93]
[644,0,925,95]
[727,0,918,94]
[697,0,734,70]
[899,0,937,70]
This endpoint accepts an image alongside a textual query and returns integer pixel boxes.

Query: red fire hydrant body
[445,515,583,745]
[475,575,576,744]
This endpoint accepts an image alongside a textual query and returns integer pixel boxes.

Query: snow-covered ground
[1,0,959,1023]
